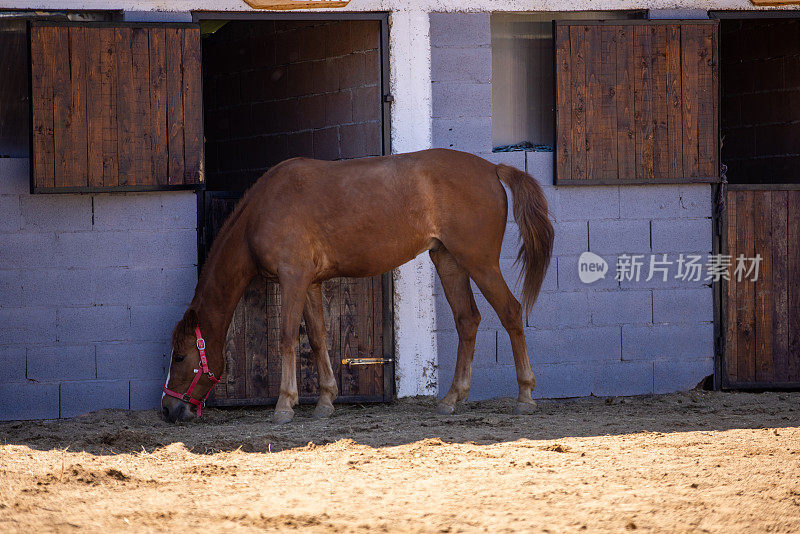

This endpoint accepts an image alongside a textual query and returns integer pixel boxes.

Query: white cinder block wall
[431,13,715,400]
[0,159,197,420]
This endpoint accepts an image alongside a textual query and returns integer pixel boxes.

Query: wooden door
[202,192,393,405]
[722,187,800,387]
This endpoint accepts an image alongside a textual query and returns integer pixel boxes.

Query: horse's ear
[174,308,199,341]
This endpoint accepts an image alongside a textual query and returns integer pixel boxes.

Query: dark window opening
[720,18,800,185]
[0,21,30,157]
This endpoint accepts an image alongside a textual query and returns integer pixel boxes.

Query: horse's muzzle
[162,398,196,423]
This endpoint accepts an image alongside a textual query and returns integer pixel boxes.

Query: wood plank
[115,27,134,187]
[371,274,385,397]
[569,25,587,181]
[697,24,716,178]
[735,191,756,383]
[68,27,88,188]
[30,26,56,189]
[149,27,169,186]
[634,25,654,180]
[51,26,71,188]
[788,191,800,382]
[753,192,773,383]
[651,25,669,181]
[322,279,342,398]
[666,25,683,180]
[266,279,283,398]
[99,28,119,188]
[681,24,701,178]
[554,24,572,183]
[585,25,603,181]
[86,28,104,188]
[599,26,618,181]
[339,278,359,396]
[166,28,186,185]
[710,23,719,180]
[615,25,635,181]
[243,277,269,399]
[771,190,789,383]
[725,190,738,384]
[182,27,204,185]
[131,27,152,187]
[355,278,376,396]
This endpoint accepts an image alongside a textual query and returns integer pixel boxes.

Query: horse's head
[162,308,218,423]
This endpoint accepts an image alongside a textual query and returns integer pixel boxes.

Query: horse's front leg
[303,283,338,419]
[273,270,312,424]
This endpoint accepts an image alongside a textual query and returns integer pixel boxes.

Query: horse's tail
[495,164,554,315]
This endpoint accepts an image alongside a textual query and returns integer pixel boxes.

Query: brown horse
[161,149,553,423]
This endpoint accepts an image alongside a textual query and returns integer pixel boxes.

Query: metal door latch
[341,357,393,366]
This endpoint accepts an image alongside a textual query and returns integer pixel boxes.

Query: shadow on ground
[1,390,798,456]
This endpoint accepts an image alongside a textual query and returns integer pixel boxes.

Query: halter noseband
[162,326,220,417]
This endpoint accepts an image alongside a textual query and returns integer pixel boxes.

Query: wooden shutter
[29,22,203,193]
[554,20,719,185]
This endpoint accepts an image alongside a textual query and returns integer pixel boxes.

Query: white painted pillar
[388,9,438,397]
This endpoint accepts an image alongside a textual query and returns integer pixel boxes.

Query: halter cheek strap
[162,326,220,417]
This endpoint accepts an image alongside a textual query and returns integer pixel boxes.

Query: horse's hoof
[513,401,537,415]
[272,410,294,424]
[312,404,334,420]
[437,403,455,415]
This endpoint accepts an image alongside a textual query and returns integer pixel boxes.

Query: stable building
[1,0,798,420]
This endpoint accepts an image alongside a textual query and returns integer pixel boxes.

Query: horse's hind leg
[468,264,537,415]
[430,248,481,415]
[303,283,338,419]
[273,270,312,424]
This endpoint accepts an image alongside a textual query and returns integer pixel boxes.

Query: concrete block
[619,185,712,219]
[60,379,129,418]
[128,230,197,268]
[129,305,186,342]
[500,224,520,259]
[499,326,621,366]
[57,306,130,343]
[27,345,96,381]
[0,233,58,269]
[431,82,492,119]
[0,195,21,233]
[20,194,92,232]
[130,379,166,410]
[652,288,713,324]
[558,187,620,221]
[21,268,95,307]
[2,345,27,380]
[499,256,557,297]
[473,292,502,329]
[0,269,23,307]
[0,382,59,421]
[483,151,525,172]
[558,254,619,291]
[654,358,713,394]
[0,308,58,345]
[91,267,163,306]
[553,221,589,256]
[96,342,170,380]
[622,323,714,361]
[525,152,555,188]
[651,219,712,253]
[429,12,490,48]
[161,267,198,306]
[160,192,198,230]
[589,219,651,254]
[618,253,710,289]
[92,193,165,231]
[532,363,593,399]
[436,329,496,369]
[468,365,518,400]
[431,46,492,83]
[527,291,590,329]
[432,117,492,153]
[0,158,30,195]
[55,231,132,269]
[588,290,652,326]
[590,361,654,397]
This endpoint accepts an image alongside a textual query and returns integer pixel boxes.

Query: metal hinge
[341,357,393,366]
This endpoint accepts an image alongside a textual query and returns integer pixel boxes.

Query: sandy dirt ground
[1,390,799,533]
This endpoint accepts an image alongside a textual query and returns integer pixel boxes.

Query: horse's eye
[173,354,186,362]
